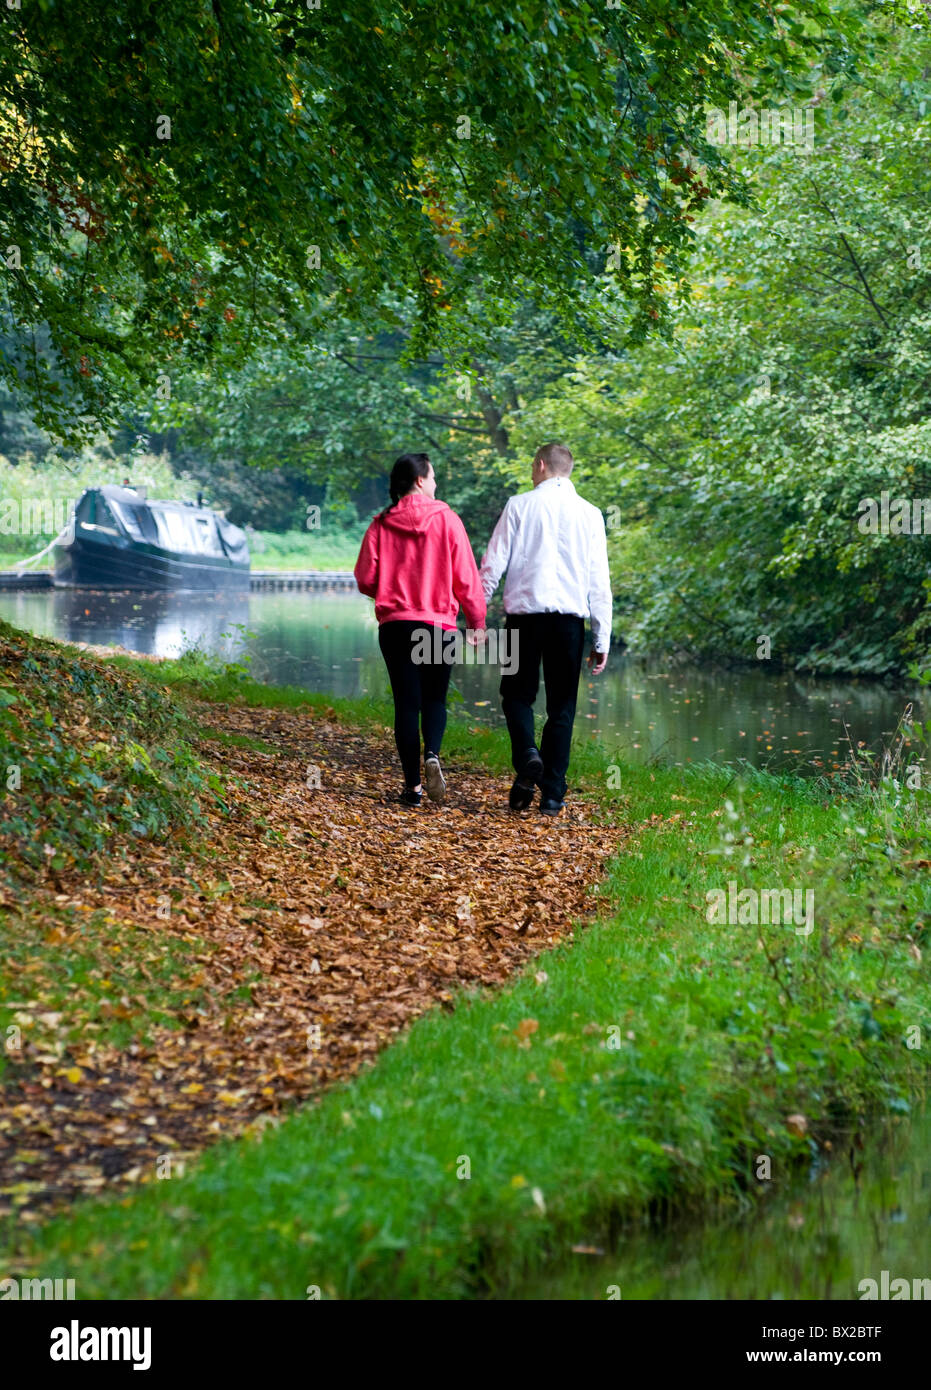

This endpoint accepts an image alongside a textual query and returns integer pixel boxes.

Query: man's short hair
[536,443,573,476]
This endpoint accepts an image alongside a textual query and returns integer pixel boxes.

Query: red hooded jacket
[354,494,486,631]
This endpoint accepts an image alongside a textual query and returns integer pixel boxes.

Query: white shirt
[479,477,613,652]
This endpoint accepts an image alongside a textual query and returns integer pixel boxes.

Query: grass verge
[0,627,928,1295]
[248,527,361,571]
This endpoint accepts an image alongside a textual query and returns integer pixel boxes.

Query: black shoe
[399,787,422,807]
[509,749,544,811]
[540,798,565,817]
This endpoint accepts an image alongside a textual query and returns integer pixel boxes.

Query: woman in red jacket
[354,453,486,807]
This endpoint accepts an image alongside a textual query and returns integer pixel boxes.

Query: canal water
[0,587,920,775]
[511,1106,931,1301]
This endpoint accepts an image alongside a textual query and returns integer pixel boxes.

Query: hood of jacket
[378,494,448,537]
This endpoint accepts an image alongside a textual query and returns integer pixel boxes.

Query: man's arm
[478,499,515,604]
[587,508,612,669]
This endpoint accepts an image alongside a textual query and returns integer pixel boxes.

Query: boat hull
[53,535,250,592]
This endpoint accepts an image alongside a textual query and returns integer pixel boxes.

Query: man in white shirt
[479,442,612,816]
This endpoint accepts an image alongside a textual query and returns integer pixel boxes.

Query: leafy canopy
[0,0,860,439]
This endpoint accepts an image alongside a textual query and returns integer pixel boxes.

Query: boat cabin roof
[77,487,248,563]
[95,484,216,518]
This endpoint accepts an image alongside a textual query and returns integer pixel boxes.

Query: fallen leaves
[0,701,627,1218]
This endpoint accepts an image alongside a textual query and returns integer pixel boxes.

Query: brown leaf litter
[0,701,627,1220]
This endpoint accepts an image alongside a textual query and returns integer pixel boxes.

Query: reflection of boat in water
[53,486,250,592]
[48,585,251,658]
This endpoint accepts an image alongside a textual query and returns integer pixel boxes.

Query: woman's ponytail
[381,453,431,515]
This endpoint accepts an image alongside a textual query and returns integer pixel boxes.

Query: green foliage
[149,297,533,538]
[507,20,931,675]
[0,0,863,437]
[0,620,222,881]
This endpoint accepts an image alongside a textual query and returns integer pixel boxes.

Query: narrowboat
[53,486,250,591]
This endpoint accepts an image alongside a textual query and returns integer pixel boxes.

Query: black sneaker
[423,754,446,805]
[540,798,565,817]
[399,787,422,807]
[509,749,544,811]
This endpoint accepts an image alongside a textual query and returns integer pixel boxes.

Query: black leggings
[378,621,455,787]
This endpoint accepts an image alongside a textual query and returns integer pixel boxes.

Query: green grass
[0,905,211,1086]
[0,542,52,568]
[249,527,362,571]
[197,724,281,756]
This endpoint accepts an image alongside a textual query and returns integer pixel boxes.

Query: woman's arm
[353,520,380,598]
[449,513,486,631]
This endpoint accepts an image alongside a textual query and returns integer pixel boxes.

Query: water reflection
[507,1108,931,1301]
[0,587,250,661]
[0,589,921,774]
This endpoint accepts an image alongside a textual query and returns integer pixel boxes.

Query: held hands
[587,647,608,675]
[466,628,487,647]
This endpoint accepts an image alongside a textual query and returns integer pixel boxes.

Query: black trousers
[499,613,586,803]
[378,621,455,787]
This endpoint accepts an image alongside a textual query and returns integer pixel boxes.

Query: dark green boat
[54,486,250,592]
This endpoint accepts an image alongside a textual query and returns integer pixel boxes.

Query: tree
[146,289,595,536]
[509,15,931,674]
[0,0,859,440]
